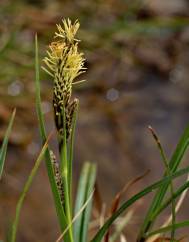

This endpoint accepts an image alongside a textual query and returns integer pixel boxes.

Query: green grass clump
[1,18,189,242]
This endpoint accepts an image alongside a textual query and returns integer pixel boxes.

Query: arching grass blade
[0,109,16,180]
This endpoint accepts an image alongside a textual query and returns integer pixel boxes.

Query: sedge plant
[35,18,189,242]
[37,19,96,242]
[1,18,189,242]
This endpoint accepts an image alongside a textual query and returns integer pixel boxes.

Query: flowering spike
[43,19,85,140]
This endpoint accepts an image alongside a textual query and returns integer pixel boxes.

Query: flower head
[43,19,86,140]
[55,19,80,43]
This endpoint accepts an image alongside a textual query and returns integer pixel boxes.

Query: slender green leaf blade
[74,163,90,241]
[145,220,189,238]
[74,162,96,242]
[35,34,46,140]
[0,109,16,179]
[151,180,189,222]
[80,163,96,242]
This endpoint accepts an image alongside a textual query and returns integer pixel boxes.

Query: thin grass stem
[60,108,73,242]
[148,126,176,241]
[56,190,94,242]
[68,105,78,210]
[145,221,189,238]
[0,109,16,179]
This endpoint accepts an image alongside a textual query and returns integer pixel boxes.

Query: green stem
[149,180,189,226]
[60,108,73,242]
[145,220,189,238]
[138,127,176,241]
[68,104,78,211]
[150,128,176,241]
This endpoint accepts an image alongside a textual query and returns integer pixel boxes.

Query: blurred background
[0,0,189,241]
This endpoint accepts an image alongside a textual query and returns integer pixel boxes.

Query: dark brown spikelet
[50,150,64,206]
[53,96,78,145]
[65,98,78,138]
